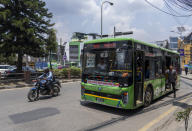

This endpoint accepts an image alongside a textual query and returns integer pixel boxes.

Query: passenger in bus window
[97,58,107,71]
[136,66,142,81]
[145,65,150,79]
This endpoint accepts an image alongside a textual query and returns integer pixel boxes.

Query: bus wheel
[144,87,152,107]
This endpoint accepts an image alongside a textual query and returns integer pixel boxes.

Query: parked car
[0,65,15,74]
[4,66,37,78]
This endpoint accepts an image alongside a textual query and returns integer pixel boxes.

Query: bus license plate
[96,98,104,102]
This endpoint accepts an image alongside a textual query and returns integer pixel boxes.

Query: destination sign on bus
[87,80,119,87]
[92,43,116,49]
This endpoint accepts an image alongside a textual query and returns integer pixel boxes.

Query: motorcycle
[28,78,61,102]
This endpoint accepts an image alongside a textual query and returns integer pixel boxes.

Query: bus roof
[84,37,179,55]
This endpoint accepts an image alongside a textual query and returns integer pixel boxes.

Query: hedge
[52,67,81,78]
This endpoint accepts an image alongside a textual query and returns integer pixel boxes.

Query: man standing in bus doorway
[166,65,177,98]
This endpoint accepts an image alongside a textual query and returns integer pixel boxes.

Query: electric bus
[81,38,180,109]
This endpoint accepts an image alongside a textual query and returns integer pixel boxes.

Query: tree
[0,0,54,72]
[176,107,192,131]
[46,28,57,69]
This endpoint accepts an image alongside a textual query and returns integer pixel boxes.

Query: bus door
[134,50,144,106]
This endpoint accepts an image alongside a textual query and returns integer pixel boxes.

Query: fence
[0,71,80,83]
[0,72,43,83]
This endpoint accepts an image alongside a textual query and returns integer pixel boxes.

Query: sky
[45,0,192,44]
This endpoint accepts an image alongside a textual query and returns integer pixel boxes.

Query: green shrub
[70,67,81,77]
[53,67,81,78]
[52,69,62,77]
[61,68,69,78]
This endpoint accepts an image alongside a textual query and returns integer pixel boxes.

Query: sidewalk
[180,71,192,80]
[154,96,192,131]
[0,79,81,90]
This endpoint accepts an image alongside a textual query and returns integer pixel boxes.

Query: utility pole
[101,1,114,38]
[63,42,67,66]
[60,38,63,65]
[114,26,116,38]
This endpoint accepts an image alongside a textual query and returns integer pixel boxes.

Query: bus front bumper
[82,93,124,108]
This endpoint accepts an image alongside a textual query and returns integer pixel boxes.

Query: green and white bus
[81,38,180,109]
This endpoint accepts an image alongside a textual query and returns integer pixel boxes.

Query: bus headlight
[122,92,128,104]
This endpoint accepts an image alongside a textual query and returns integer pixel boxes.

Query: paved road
[0,79,192,131]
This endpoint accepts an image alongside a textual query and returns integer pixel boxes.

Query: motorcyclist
[39,68,54,94]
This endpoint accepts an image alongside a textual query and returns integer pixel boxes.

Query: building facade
[69,41,84,67]
[181,33,192,69]
[183,44,192,66]
[169,37,178,50]
[155,40,169,48]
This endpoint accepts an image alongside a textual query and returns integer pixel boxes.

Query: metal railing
[0,72,43,82]
[0,71,81,83]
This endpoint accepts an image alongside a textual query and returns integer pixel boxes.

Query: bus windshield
[82,41,133,86]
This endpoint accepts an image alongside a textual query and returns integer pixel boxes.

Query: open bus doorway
[165,56,172,89]
[134,50,144,106]
[166,56,172,70]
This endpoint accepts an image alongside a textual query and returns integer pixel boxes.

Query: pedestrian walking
[185,67,188,75]
[166,65,177,98]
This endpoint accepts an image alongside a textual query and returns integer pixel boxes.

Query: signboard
[86,53,95,67]
[87,80,119,87]
[63,55,67,60]
[179,49,184,56]
[91,43,116,49]
[35,62,48,70]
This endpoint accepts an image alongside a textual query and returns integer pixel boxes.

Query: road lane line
[138,98,189,131]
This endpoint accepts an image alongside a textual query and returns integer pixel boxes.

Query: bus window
[155,57,162,77]
[83,41,133,86]
[166,56,172,69]
[136,51,143,82]
[144,59,155,79]
[145,60,150,79]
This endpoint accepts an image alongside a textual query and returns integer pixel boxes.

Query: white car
[0,65,15,74]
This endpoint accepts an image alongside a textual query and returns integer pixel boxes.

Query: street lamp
[101,1,114,38]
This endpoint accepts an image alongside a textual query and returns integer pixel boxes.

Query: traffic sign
[63,55,67,60]
[179,49,184,56]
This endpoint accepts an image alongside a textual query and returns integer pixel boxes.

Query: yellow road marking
[84,93,119,101]
[111,70,132,72]
[138,98,189,131]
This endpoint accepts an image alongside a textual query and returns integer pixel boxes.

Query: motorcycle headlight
[33,82,37,86]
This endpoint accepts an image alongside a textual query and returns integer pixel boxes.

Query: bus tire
[144,87,152,107]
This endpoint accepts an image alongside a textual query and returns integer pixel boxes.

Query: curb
[0,84,34,90]
[0,79,81,90]
[180,76,192,80]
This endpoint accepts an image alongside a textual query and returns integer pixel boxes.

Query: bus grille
[84,90,122,99]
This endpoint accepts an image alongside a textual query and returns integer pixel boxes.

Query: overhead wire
[167,0,192,11]
[165,0,192,26]
[164,0,187,26]
[163,0,182,16]
[145,0,192,17]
